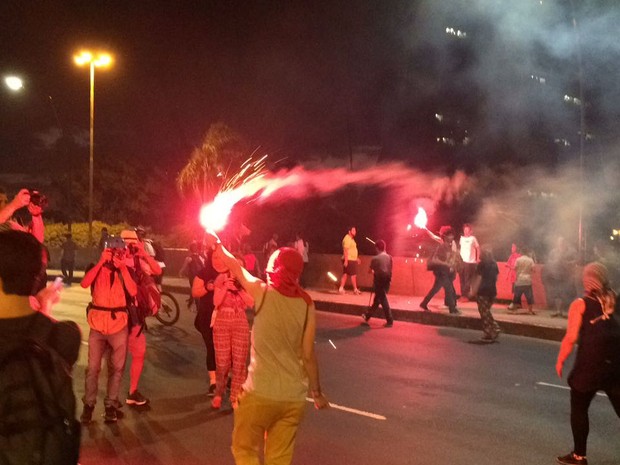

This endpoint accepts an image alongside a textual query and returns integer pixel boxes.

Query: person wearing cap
[555,262,620,465]
[204,231,329,465]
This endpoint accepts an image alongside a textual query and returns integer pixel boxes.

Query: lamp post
[73,50,112,245]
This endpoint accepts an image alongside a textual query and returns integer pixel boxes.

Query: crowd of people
[1,185,618,465]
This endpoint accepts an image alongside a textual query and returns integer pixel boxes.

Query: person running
[204,231,329,465]
[555,262,620,465]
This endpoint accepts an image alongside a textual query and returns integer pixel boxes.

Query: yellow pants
[232,392,306,465]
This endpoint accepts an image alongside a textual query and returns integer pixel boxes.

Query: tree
[176,122,245,203]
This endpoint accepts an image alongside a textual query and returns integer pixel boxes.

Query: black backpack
[0,317,81,465]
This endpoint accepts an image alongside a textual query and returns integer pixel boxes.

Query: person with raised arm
[204,230,329,465]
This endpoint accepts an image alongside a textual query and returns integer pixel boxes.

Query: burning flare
[413,207,428,230]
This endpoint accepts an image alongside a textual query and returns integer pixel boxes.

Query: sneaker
[126,390,149,406]
[384,321,393,328]
[211,395,222,410]
[338,288,345,294]
[361,313,370,324]
[80,404,94,424]
[208,384,217,397]
[449,309,462,315]
[556,452,588,465]
[479,335,495,343]
[420,303,430,312]
[104,406,118,423]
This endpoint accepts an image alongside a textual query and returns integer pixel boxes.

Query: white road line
[305,398,387,420]
[536,382,608,397]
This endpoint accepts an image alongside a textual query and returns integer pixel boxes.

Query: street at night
[49,286,619,465]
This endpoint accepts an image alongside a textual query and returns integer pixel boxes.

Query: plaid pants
[213,308,250,403]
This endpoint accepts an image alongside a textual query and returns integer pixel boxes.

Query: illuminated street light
[4,76,24,91]
[73,49,113,245]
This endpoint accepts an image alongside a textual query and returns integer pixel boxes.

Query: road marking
[536,382,608,397]
[305,398,386,420]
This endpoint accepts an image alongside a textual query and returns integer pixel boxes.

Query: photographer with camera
[210,255,254,409]
[0,188,46,243]
[80,238,137,423]
[120,230,162,407]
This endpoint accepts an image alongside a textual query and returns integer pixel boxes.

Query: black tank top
[568,295,620,392]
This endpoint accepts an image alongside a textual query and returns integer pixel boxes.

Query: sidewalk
[50,271,567,342]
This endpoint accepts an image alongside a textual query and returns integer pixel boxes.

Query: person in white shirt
[459,224,480,300]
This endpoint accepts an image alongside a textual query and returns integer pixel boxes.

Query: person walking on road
[555,262,620,465]
[362,239,394,327]
[471,248,501,342]
[204,231,329,465]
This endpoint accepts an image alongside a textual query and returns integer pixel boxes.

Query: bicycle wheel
[156,292,180,326]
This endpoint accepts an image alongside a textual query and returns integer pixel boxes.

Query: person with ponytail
[555,262,620,465]
[204,230,329,465]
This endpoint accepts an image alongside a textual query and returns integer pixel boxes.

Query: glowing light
[613,229,619,236]
[327,271,338,282]
[4,76,23,91]
[413,207,428,229]
[406,224,412,231]
[365,237,375,244]
[74,50,113,68]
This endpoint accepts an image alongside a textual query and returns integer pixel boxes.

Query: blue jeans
[83,328,128,408]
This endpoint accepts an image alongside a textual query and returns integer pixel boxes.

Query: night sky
[1,1,411,170]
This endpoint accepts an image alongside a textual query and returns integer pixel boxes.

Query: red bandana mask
[266,248,312,305]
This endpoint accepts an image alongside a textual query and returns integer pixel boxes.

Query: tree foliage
[176,122,246,203]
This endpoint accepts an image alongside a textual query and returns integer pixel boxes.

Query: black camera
[29,190,48,208]
[104,236,126,250]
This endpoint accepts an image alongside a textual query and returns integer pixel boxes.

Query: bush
[45,221,131,248]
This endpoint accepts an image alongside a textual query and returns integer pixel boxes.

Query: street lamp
[73,50,113,245]
[4,76,24,91]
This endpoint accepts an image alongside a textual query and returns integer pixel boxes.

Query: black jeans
[61,259,74,284]
[367,278,393,323]
[570,384,620,456]
[421,271,457,312]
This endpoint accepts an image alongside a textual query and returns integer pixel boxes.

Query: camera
[104,236,126,250]
[29,190,48,208]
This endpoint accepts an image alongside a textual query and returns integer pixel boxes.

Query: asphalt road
[51,286,620,465]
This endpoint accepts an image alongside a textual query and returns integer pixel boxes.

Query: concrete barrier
[49,247,554,306]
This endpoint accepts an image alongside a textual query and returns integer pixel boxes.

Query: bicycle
[155,291,180,326]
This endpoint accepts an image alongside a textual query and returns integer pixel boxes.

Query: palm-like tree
[176,122,243,203]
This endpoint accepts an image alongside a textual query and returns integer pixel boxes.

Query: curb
[163,284,564,342]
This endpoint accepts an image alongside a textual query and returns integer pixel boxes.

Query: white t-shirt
[459,235,479,264]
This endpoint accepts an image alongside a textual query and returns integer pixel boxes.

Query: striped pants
[213,308,250,403]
